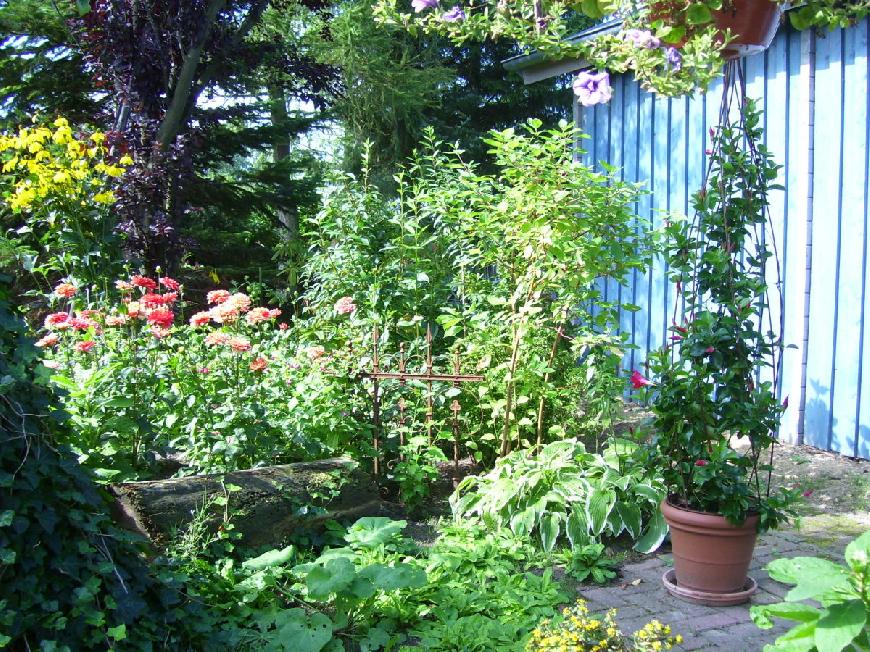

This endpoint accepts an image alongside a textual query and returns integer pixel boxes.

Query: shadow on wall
[802,378,835,452]
[858,425,870,460]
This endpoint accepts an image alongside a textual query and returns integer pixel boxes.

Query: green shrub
[451,439,667,554]
[0,276,223,649]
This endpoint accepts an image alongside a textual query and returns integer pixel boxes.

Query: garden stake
[361,326,482,474]
[399,343,407,460]
[452,349,462,473]
[536,309,568,450]
[426,324,434,445]
[372,326,382,476]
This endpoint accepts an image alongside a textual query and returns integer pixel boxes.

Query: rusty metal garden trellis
[359,324,483,476]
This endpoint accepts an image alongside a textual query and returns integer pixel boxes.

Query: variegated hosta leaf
[539,511,562,552]
[633,510,668,554]
[615,502,642,539]
[566,505,593,549]
[585,487,616,535]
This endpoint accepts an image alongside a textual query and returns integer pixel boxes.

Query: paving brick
[752,589,783,605]
[675,610,744,631]
[756,578,790,598]
[629,557,667,571]
[578,586,633,607]
[676,633,714,650]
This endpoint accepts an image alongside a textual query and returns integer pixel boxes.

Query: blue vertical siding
[579,19,870,458]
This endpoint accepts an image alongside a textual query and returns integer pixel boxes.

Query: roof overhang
[502,19,621,85]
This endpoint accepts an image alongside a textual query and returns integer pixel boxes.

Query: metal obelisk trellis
[360,324,483,476]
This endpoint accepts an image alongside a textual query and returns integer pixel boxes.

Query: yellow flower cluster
[526,600,681,652]
[0,117,131,212]
[526,600,625,652]
[632,619,682,652]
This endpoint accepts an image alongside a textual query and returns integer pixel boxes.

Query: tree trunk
[156,0,227,148]
[268,83,300,242]
[110,458,387,549]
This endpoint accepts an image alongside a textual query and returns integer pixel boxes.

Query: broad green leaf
[788,6,816,30]
[686,3,713,24]
[615,502,642,539]
[509,506,538,538]
[242,546,296,571]
[766,558,850,601]
[584,488,616,535]
[275,609,333,652]
[605,507,625,536]
[634,483,664,504]
[844,531,870,571]
[0,510,14,527]
[539,512,561,552]
[633,511,668,554]
[566,506,592,549]
[50,374,77,390]
[306,558,356,600]
[765,621,818,652]
[661,25,686,44]
[581,0,604,18]
[359,563,427,592]
[815,600,867,652]
[344,518,407,549]
[751,603,821,629]
[107,624,126,641]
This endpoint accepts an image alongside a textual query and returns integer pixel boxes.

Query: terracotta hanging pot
[713,0,782,59]
[660,498,759,604]
[649,0,782,58]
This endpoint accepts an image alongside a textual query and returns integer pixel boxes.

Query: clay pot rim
[662,496,759,529]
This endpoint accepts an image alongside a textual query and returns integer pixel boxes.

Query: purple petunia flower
[573,71,612,107]
[664,46,682,71]
[441,5,466,21]
[411,0,438,12]
[623,28,661,49]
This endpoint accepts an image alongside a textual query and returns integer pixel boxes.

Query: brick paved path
[577,529,856,650]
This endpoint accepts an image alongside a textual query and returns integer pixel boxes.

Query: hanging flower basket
[714,0,782,59]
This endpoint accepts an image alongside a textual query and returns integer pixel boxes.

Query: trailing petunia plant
[632,74,798,531]
[373,0,870,98]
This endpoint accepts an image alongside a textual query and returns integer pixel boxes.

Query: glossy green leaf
[814,600,867,652]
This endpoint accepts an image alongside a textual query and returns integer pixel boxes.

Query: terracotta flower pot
[649,0,782,58]
[660,498,758,594]
[713,0,782,59]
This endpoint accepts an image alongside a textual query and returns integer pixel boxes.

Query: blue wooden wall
[578,19,870,458]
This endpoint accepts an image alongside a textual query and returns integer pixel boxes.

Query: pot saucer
[662,569,757,606]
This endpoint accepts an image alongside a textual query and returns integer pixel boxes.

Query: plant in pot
[631,66,799,605]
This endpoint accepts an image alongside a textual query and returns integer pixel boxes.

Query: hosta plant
[750,532,870,652]
[450,439,668,554]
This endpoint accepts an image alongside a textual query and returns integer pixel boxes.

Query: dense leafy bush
[451,439,667,554]
[297,120,650,482]
[0,276,222,649]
